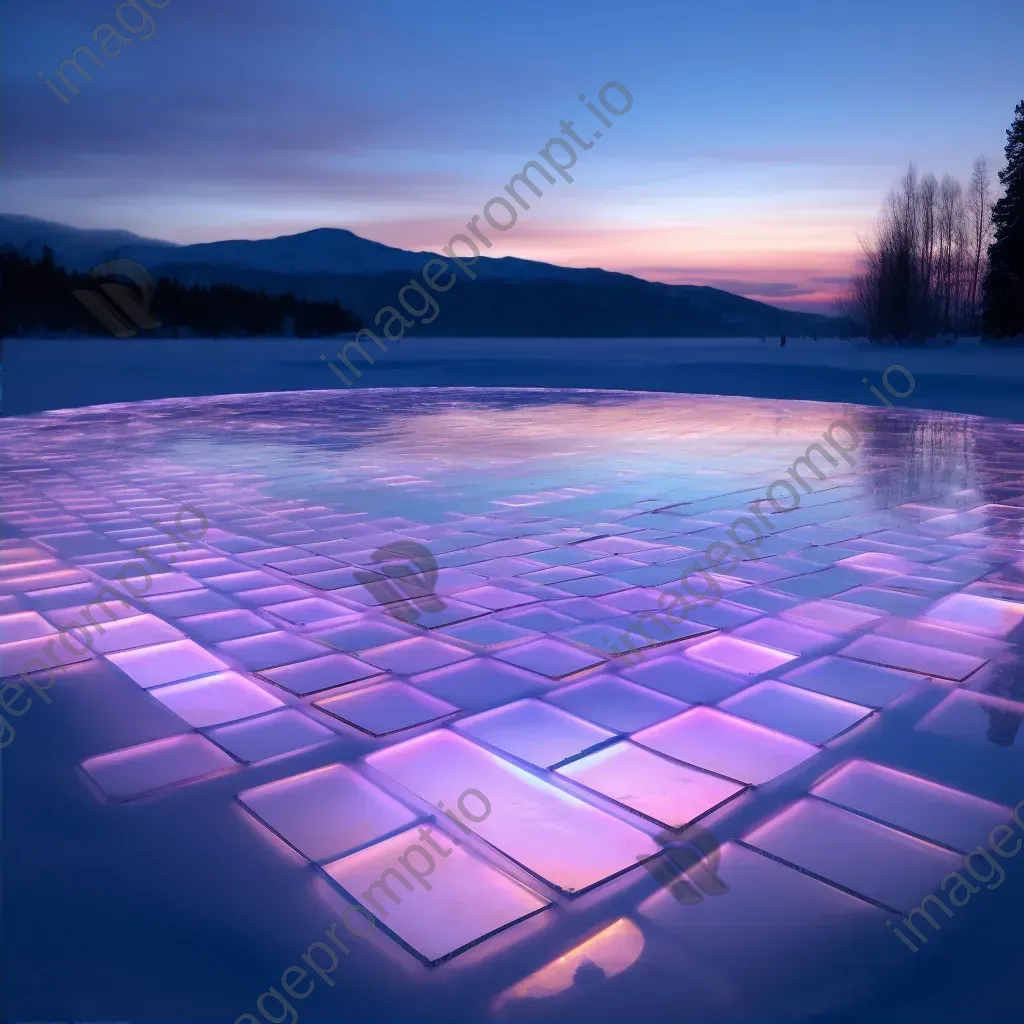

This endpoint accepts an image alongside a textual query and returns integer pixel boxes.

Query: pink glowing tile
[2,568,91,593]
[743,798,962,912]
[719,681,871,743]
[780,599,883,635]
[840,634,985,681]
[360,637,471,674]
[455,698,614,767]
[72,613,184,654]
[238,763,417,862]
[874,617,1010,660]
[557,741,745,828]
[323,825,549,963]
[315,681,457,735]
[457,586,540,611]
[732,618,835,656]
[259,653,381,695]
[812,760,1012,852]
[634,706,819,784]
[0,611,57,643]
[82,734,236,801]
[263,597,353,626]
[207,709,335,762]
[216,632,327,671]
[411,659,548,710]
[149,670,284,726]
[545,675,687,733]
[917,689,1024,749]
[924,593,1024,638]
[780,656,921,708]
[106,639,228,688]
[366,730,658,893]
[495,638,604,679]
[684,635,796,677]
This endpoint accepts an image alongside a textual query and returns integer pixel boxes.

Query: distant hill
[0,214,854,337]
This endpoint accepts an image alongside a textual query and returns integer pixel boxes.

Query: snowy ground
[4,335,1024,420]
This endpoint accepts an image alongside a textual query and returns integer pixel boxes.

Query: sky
[3,0,1021,313]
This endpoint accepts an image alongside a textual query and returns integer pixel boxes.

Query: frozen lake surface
[3,388,1024,1022]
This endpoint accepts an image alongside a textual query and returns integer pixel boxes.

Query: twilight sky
[3,0,1021,312]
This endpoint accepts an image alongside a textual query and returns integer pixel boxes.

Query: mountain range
[0,214,852,337]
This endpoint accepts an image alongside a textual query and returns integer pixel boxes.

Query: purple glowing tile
[204,570,280,593]
[719,681,871,743]
[383,598,489,629]
[622,655,751,704]
[233,585,311,608]
[82,734,235,801]
[839,587,934,617]
[76,613,185,654]
[258,652,380,695]
[146,590,239,618]
[360,637,471,674]
[725,586,804,615]
[840,634,985,681]
[812,760,1012,852]
[310,619,412,653]
[149,670,284,727]
[924,593,1024,638]
[495,638,604,679]
[635,706,819,784]
[434,567,490,591]
[263,597,353,626]
[36,530,121,558]
[323,825,549,964]
[472,537,552,557]
[500,606,582,632]
[872,617,1009,660]
[554,575,632,598]
[520,565,597,586]
[295,566,375,591]
[411,659,548,710]
[114,571,204,600]
[545,675,687,733]
[0,634,93,677]
[559,614,714,658]
[2,568,94,593]
[266,555,344,575]
[780,656,921,708]
[685,601,762,629]
[437,618,534,649]
[216,632,327,671]
[0,611,58,643]
[238,763,417,862]
[558,741,746,828]
[457,586,539,611]
[468,557,548,578]
[106,639,228,688]
[607,564,681,587]
[580,588,659,613]
[315,681,457,735]
[178,609,275,643]
[366,730,658,893]
[685,635,796,677]
[742,798,962,912]
[177,557,250,579]
[732,618,835,656]
[207,709,335,762]
[917,690,1024,749]
[769,568,869,600]
[780,599,883,635]
[455,698,614,767]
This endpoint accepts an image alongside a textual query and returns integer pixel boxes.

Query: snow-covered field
[5,335,1024,419]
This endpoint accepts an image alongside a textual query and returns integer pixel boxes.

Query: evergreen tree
[983,100,1024,337]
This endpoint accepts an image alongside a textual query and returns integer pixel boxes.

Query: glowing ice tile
[178,609,275,643]
[106,639,228,688]
[838,587,934,617]
[917,689,1024,749]
[557,741,745,828]
[259,653,381,695]
[455,698,614,767]
[685,601,762,628]
[316,680,456,735]
[70,613,185,654]
[840,634,985,681]
[780,599,883,634]
[0,611,57,643]
[812,760,1012,852]
[323,825,549,963]
[781,656,921,708]
[495,638,604,679]
[728,587,804,614]
[546,675,688,733]
[411,658,548,710]
[634,706,819,784]
[742,798,962,912]
[359,637,471,674]
[719,681,871,743]
[216,632,327,671]
[685,635,796,677]
[366,730,659,893]
[82,734,235,801]
[207,708,334,762]
[238,763,417,862]
[732,618,835,656]
[149,670,283,727]
[923,593,1024,638]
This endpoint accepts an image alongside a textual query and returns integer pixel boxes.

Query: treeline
[844,100,1024,342]
[0,249,363,338]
